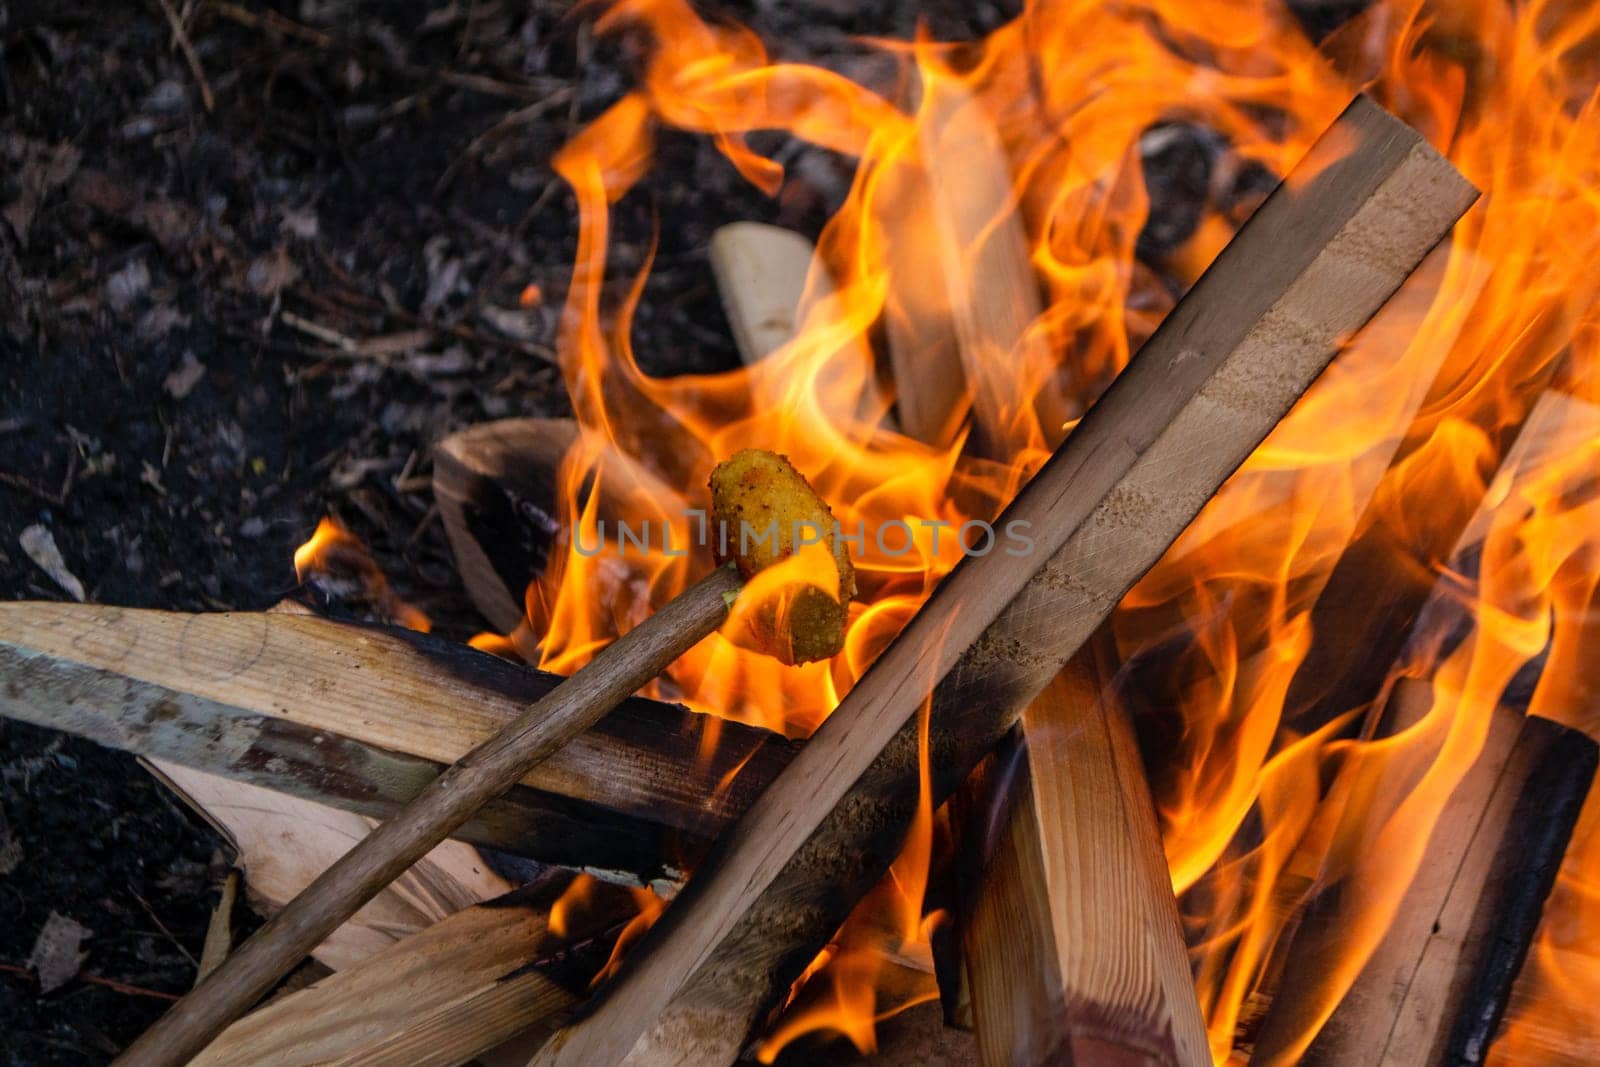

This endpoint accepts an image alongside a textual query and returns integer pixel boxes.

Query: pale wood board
[148,761,509,972]
[962,648,1209,1066]
[193,875,637,1067]
[117,565,740,1065]
[709,222,825,364]
[0,600,794,879]
[917,76,1065,456]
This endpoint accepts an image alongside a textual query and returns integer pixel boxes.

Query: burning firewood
[434,416,578,635]
[116,450,855,1065]
[914,74,1067,458]
[193,872,640,1067]
[0,601,794,882]
[1252,680,1596,1067]
[955,635,1211,1066]
[890,78,1208,1064]
[1248,386,1600,1066]
[531,95,1479,1067]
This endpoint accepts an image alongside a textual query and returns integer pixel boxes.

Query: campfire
[4,0,1599,1064]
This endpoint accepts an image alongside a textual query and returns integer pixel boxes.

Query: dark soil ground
[0,1,1023,1061]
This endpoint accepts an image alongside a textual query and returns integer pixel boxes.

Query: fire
[470,0,1600,1058]
[293,516,431,633]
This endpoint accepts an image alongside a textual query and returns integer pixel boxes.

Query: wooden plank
[1246,389,1600,1064]
[917,75,1065,457]
[434,417,577,634]
[961,641,1209,1066]
[1214,384,1585,1049]
[147,761,510,972]
[709,222,824,364]
[192,873,638,1067]
[145,600,512,972]
[0,602,797,882]
[119,562,744,1066]
[1250,682,1595,1065]
[877,155,969,448]
[532,96,1478,1067]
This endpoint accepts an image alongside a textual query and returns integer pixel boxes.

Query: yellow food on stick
[710,449,856,665]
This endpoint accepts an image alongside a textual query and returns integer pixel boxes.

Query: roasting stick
[533,96,1479,1066]
[115,452,854,1067]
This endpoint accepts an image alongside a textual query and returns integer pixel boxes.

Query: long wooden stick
[0,601,792,881]
[115,564,741,1067]
[534,97,1478,1066]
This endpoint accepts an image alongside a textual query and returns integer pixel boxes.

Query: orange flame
[476,0,1600,1056]
[293,517,431,633]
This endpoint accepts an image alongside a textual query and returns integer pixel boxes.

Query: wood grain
[962,641,1209,1066]
[0,600,795,881]
[533,96,1478,1067]
[148,761,510,972]
[434,417,578,634]
[115,564,741,1066]
[1250,682,1595,1066]
[193,874,636,1067]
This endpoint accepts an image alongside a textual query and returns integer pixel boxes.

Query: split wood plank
[0,602,796,881]
[1236,384,1596,1040]
[1250,681,1596,1066]
[118,563,743,1066]
[434,417,577,634]
[710,222,828,365]
[147,599,511,972]
[917,74,1066,457]
[193,873,637,1067]
[148,761,511,972]
[1248,387,1600,1065]
[877,150,970,449]
[533,96,1479,1066]
[961,639,1209,1066]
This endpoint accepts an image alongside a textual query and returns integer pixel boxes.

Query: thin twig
[155,0,215,112]
[131,889,199,969]
[0,471,66,508]
[279,310,357,353]
[0,962,181,1002]
[212,2,332,46]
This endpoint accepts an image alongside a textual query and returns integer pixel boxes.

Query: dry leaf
[244,245,298,297]
[2,140,82,246]
[196,870,240,983]
[27,912,93,993]
[478,304,544,341]
[105,259,151,312]
[19,524,87,601]
[163,352,207,399]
